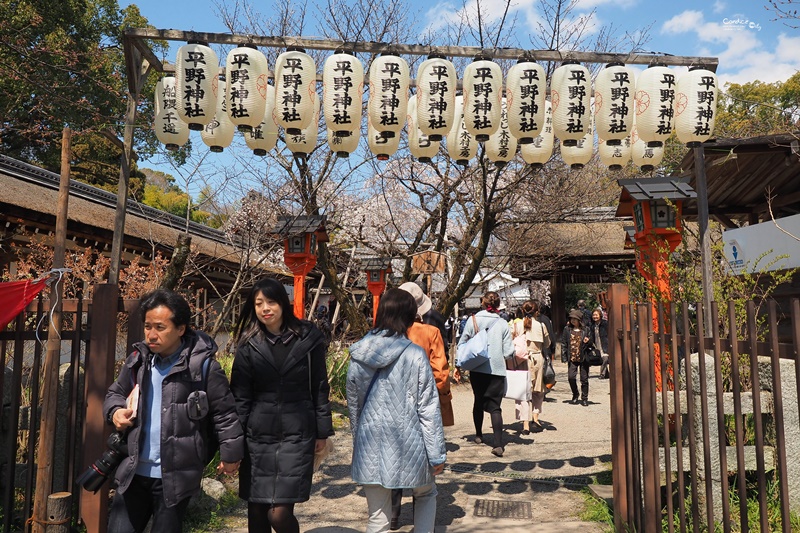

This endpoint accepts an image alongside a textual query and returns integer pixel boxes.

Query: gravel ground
[217,360,613,532]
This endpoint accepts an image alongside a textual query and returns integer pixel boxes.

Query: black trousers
[568,360,590,401]
[107,475,190,533]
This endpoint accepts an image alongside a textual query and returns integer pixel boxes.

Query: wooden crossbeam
[123,27,719,72]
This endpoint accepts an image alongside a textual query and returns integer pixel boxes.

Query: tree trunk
[161,233,192,290]
[318,242,369,338]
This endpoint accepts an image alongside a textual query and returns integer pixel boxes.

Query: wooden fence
[0,285,142,533]
[609,284,800,532]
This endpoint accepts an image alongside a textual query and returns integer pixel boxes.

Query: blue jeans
[364,483,437,533]
[107,475,191,533]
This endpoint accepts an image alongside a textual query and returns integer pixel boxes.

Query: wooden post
[32,127,71,533]
[44,492,71,533]
[109,45,150,284]
[80,284,119,533]
[694,144,714,335]
[608,283,630,532]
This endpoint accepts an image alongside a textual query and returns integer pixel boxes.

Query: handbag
[313,438,334,472]
[503,357,532,401]
[456,315,496,370]
[582,345,603,366]
[543,357,556,389]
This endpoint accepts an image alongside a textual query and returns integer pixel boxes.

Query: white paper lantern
[407,96,439,163]
[416,54,456,141]
[505,60,546,144]
[368,53,410,139]
[675,67,718,146]
[201,77,235,153]
[521,100,553,168]
[560,118,593,169]
[154,77,165,117]
[598,137,631,171]
[462,57,503,141]
[174,41,219,131]
[285,90,320,157]
[631,124,664,172]
[154,75,189,150]
[274,47,317,134]
[551,61,591,146]
[635,64,678,147]
[594,62,634,145]
[485,99,518,169]
[245,84,278,156]
[327,127,360,157]
[322,51,364,138]
[445,95,477,166]
[368,115,400,160]
[224,44,269,132]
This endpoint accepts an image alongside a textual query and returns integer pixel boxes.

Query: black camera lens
[76,432,129,493]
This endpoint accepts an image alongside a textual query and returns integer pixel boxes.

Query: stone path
[226,361,614,532]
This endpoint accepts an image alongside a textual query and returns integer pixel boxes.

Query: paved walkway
[228,361,613,532]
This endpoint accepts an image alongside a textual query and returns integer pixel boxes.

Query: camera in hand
[76,431,129,493]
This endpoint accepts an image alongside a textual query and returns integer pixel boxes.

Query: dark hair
[140,289,191,329]
[234,277,302,345]
[481,291,501,310]
[521,300,539,331]
[372,288,416,337]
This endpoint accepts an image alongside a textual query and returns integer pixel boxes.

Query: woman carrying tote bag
[510,300,550,434]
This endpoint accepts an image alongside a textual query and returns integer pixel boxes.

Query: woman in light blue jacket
[347,289,447,533]
[457,291,514,457]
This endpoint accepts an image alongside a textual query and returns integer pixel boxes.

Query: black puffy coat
[103,330,244,507]
[230,321,333,504]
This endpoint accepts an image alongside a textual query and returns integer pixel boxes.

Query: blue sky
[122,0,798,186]
[122,0,798,85]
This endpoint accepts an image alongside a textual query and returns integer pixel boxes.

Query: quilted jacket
[457,310,514,376]
[347,332,446,489]
[229,322,333,504]
[103,330,244,507]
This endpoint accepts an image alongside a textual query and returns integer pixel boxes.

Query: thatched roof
[0,155,288,282]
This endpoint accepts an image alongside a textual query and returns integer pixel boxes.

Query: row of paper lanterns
[154,42,718,170]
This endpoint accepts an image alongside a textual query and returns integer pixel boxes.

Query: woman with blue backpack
[457,291,514,457]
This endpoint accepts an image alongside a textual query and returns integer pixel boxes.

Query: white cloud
[661,10,705,35]
[576,0,638,9]
[712,1,726,15]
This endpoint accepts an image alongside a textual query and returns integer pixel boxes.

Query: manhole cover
[473,499,533,519]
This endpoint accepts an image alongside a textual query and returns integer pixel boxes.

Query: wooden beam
[124,28,719,71]
[712,213,739,229]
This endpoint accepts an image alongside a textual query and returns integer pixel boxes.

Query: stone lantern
[363,257,393,322]
[271,215,329,319]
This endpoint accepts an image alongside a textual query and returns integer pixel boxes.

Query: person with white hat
[398,282,449,351]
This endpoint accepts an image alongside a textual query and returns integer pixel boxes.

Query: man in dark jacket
[104,289,244,533]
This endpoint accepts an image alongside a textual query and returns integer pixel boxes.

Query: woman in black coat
[230,278,334,533]
[589,308,610,379]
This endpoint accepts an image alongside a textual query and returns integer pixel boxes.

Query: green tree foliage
[141,181,214,225]
[715,72,800,137]
[0,0,167,188]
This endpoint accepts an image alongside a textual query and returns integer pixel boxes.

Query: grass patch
[581,489,614,531]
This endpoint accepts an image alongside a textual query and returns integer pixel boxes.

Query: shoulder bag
[456,315,495,370]
[503,355,532,402]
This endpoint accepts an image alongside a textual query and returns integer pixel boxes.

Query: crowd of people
[101,280,608,533]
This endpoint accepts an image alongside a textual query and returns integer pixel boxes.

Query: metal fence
[609,284,800,532]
